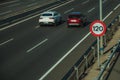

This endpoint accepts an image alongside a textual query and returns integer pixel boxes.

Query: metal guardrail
[62,40,97,80]
[62,12,120,80]
[95,40,120,80]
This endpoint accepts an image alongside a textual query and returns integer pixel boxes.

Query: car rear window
[41,13,52,16]
[68,15,81,18]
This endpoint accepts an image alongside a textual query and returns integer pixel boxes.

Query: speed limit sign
[90,20,106,37]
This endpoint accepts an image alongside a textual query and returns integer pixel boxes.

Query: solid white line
[88,7,95,13]
[26,39,48,53]
[0,10,12,15]
[38,32,91,80]
[102,4,120,21]
[113,4,120,10]
[82,0,89,5]
[103,11,113,21]
[0,0,74,31]
[0,38,14,46]
[64,8,74,14]
[0,0,19,6]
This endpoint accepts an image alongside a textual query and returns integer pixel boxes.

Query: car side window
[54,13,58,16]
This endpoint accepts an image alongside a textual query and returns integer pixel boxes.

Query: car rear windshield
[41,13,52,16]
[68,15,81,18]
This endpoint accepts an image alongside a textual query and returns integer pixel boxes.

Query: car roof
[69,12,81,15]
[41,11,57,14]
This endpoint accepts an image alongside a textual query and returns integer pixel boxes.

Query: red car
[67,12,87,27]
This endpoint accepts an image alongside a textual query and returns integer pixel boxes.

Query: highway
[0,0,57,19]
[0,0,120,80]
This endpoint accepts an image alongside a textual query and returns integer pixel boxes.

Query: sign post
[90,20,106,67]
[99,0,104,55]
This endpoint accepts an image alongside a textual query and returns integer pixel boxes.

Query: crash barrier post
[95,40,120,80]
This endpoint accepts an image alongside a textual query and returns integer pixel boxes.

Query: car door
[55,12,61,22]
[53,12,58,22]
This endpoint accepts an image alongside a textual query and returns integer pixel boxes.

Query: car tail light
[68,19,80,23]
[70,19,77,22]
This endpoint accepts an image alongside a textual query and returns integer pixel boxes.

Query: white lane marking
[88,7,95,13]
[35,25,40,29]
[38,32,91,80]
[103,11,113,21]
[113,3,120,10]
[64,8,74,14]
[8,3,20,7]
[82,0,89,5]
[0,38,14,46]
[103,0,107,4]
[26,39,48,53]
[0,0,19,6]
[27,3,38,7]
[0,10,12,15]
[38,5,119,79]
[0,0,74,31]
[103,4,120,21]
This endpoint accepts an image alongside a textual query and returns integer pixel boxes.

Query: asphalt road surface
[0,0,57,19]
[0,0,120,80]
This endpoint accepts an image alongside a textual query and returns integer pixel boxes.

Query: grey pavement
[107,55,120,80]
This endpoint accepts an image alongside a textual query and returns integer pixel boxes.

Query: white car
[39,11,62,26]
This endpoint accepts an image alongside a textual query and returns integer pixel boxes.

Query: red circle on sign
[90,20,107,37]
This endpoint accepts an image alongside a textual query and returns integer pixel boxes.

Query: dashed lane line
[26,39,48,53]
[0,38,14,46]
